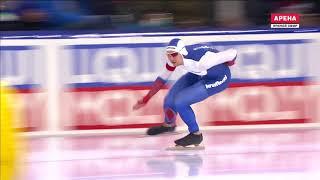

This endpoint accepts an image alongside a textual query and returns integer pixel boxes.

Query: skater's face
[166,51,183,67]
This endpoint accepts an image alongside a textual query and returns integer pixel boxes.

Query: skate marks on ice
[166,145,205,151]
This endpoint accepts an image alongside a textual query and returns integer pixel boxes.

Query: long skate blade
[166,145,205,151]
[135,131,183,138]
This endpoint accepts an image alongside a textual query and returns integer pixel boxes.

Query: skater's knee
[165,107,176,117]
[164,96,175,109]
[164,108,176,124]
[173,98,186,110]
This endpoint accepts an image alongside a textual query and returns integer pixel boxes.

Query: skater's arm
[184,49,237,72]
[133,64,174,110]
[143,63,175,102]
[199,49,237,69]
[142,76,166,104]
[158,66,173,81]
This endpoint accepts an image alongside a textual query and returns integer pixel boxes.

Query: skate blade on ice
[135,131,183,138]
[166,145,205,151]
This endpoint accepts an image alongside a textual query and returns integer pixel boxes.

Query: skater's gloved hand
[133,77,165,110]
[225,54,237,66]
[132,97,147,110]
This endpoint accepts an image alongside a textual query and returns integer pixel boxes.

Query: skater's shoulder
[184,43,219,61]
[186,43,219,53]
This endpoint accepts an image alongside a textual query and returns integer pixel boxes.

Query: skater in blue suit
[133,38,237,147]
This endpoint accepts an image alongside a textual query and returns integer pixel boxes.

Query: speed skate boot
[166,133,204,150]
[175,133,203,147]
[146,124,176,135]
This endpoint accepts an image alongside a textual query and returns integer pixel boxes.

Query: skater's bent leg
[163,73,198,125]
[174,77,230,133]
[146,74,198,135]
[174,81,209,133]
[177,106,200,133]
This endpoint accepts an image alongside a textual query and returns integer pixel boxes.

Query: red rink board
[59,83,319,130]
[12,83,319,132]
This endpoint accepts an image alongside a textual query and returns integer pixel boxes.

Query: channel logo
[270,13,300,28]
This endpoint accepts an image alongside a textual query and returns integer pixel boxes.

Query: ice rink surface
[22,128,320,180]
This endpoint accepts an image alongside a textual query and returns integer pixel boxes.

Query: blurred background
[1,1,320,180]
[0,0,320,31]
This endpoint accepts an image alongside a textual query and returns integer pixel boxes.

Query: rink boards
[0,30,319,134]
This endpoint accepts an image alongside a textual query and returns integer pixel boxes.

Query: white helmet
[166,38,188,55]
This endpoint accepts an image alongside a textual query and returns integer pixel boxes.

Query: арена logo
[270,13,300,28]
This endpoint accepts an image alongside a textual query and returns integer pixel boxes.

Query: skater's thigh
[174,80,209,107]
[203,74,230,96]
[165,73,199,103]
